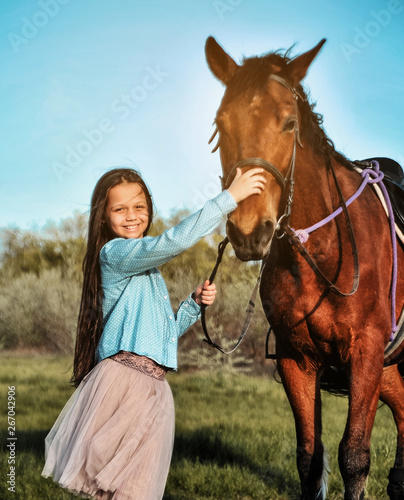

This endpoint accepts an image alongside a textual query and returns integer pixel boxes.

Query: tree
[0,210,87,281]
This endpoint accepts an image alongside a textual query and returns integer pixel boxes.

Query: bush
[0,268,80,353]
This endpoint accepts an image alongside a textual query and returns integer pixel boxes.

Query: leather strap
[283,158,360,297]
[201,238,267,354]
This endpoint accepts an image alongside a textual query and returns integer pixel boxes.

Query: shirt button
[171,337,175,342]
[164,295,167,299]
[169,315,172,320]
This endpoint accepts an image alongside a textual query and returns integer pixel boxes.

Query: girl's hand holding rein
[192,280,217,306]
[227,167,266,203]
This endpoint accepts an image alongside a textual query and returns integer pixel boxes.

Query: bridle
[202,74,360,354]
[217,74,303,236]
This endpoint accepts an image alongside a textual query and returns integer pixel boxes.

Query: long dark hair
[71,168,154,387]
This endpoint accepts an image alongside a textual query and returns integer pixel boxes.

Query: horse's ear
[288,39,326,85]
[205,36,239,85]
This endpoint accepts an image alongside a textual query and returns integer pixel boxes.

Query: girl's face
[103,182,149,239]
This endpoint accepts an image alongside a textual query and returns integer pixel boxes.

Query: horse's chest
[261,269,339,358]
[260,268,307,322]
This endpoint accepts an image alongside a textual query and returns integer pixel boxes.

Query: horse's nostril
[227,219,274,252]
[253,220,274,247]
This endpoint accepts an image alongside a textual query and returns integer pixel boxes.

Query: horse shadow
[1,429,299,498]
[169,426,299,499]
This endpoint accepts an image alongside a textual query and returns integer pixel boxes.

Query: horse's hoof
[387,467,404,500]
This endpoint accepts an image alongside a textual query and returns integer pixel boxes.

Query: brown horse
[205,36,404,500]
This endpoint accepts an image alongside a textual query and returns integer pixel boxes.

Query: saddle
[354,157,404,237]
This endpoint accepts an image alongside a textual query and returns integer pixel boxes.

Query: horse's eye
[283,119,296,132]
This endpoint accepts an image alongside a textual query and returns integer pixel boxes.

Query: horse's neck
[269,151,346,285]
[290,151,339,231]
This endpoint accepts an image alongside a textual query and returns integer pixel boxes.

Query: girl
[42,166,265,499]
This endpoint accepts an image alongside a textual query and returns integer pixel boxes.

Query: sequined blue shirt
[95,190,237,369]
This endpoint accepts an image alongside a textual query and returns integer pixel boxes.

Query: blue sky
[1,0,403,230]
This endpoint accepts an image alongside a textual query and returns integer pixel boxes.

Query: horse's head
[205,37,326,261]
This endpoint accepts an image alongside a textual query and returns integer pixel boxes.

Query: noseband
[221,74,303,234]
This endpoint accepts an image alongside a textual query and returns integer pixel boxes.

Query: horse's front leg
[278,356,327,500]
[338,353,383,500]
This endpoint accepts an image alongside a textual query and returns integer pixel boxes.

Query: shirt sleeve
[174,293,201,337]
[100,190,237,276]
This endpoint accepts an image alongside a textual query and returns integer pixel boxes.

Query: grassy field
[0,353,397,499]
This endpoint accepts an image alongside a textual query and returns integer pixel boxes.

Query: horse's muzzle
[226,219,274,261]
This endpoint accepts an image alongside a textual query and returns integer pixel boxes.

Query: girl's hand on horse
[192,280,217,306]
[227,167,266,203]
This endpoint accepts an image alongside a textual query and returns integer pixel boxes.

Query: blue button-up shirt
[95,190,237,369]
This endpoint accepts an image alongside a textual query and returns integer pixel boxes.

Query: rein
[286,159,398,339]
[285,156,360,297]
[200,237,267,354]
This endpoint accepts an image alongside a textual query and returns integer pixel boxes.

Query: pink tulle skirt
[42,358,175,500]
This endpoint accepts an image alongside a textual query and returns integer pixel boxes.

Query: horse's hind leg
[380,364,404,500]
[278,357,327,500]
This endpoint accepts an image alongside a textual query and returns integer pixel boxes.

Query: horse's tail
[316,449,330,500]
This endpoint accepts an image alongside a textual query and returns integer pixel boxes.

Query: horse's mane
[224,49,353,170]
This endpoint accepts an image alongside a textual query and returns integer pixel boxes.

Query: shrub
[0,268,80,353]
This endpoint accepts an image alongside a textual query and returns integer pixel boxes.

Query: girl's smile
[104,182,149,239]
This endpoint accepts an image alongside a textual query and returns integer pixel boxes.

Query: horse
[205,36,404,500]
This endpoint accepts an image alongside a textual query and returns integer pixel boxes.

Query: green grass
[0,354,397,499]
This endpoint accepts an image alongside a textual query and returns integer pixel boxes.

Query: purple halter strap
[293,160,398,340]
